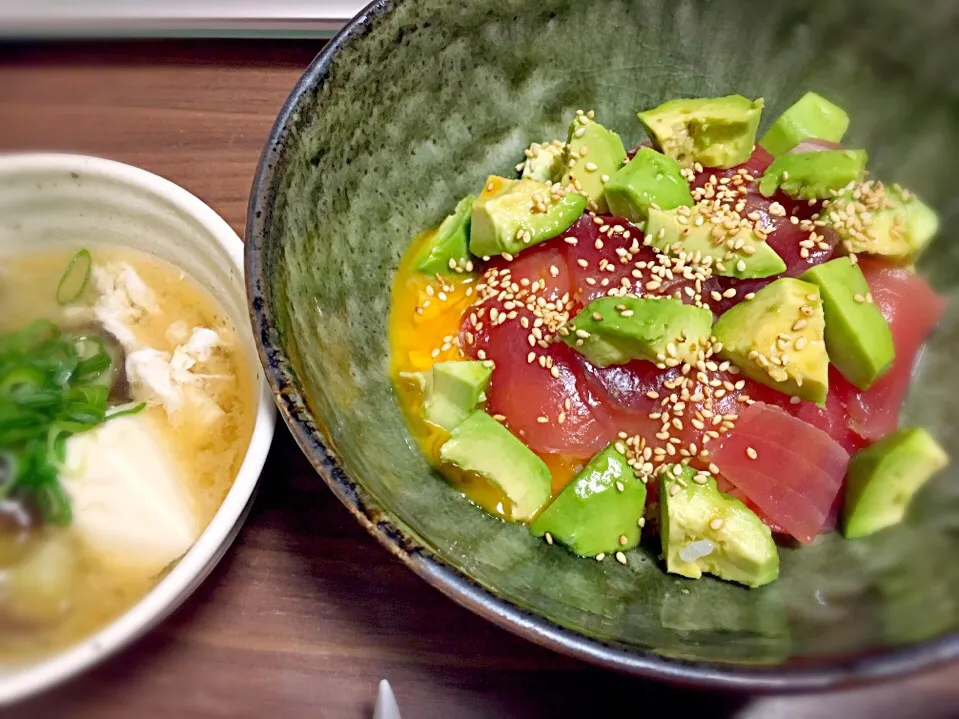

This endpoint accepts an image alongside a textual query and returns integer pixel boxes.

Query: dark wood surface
[0,40,956,719]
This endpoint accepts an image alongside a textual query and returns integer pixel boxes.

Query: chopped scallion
[56,249,92,306]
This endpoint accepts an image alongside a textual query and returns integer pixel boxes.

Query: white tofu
[63,415,200,578]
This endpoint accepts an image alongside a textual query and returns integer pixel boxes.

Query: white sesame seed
[745,447,758,460]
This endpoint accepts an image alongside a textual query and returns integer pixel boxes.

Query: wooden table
[0,40,956,719]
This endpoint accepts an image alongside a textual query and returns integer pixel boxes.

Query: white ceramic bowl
[0,153,276,704]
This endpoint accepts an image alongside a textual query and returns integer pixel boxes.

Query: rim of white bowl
[0,153,277,705]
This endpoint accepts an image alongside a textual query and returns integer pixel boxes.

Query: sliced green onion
[73,337,112,381]
[0,317,122,526]
[33,481,72,526]
[105,402,147,421]
[0,451,16,496]
[56,249,92,306]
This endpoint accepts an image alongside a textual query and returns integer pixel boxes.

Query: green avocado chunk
[843,428,948,539]
[638,95,764,169]
[439,411,551,522]
[714,278,829,404]
[422,360,494,431]
[646,206,786,280]
[519,140,566,183]
[562,116,627,213]
[801,258,894,390]
[828,182,940,265]
[604,147,694,222]
[759,91,850,156]
[530,444,646,557]
[413,195,476,274]
[469,176,586,258]
[758,149,867,200]
[561,296,713,367]
[660,466,779,588]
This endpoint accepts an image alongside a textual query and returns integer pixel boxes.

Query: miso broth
[0,245,256,664]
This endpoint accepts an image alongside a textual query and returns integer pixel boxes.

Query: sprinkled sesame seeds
[745,447,758,460]
[615,551,627,565]
[709,518,724,530]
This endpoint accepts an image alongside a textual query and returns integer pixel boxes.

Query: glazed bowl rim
[245,0,959,692]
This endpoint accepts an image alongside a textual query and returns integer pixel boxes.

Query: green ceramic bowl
[247,0,959,689]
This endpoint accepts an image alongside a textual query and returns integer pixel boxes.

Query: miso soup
[0,244,255,663]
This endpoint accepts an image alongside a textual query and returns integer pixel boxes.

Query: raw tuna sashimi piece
[743,376,869,455]
[462,244,609,458]
[578,359,748,456]
[558,215,707,310]
[711,402,850,543]
[691,146,838,314]
[834,259,946,440]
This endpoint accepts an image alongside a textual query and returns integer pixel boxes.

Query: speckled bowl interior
[247,0,959,688]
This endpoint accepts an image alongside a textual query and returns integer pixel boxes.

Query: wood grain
[0,40,956,719]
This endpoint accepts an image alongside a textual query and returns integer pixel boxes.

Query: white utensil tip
[373,679,402,719]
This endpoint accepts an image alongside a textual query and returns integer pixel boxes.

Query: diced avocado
[519,140,566,183]
[413,195,476,274]
[469,176,587,258]
[829,182,940,265]
[660,466,779,588]
[530,444,646,556]
[422,360,494,431]
[439,411,551,521]
[646,207,786,280]
[604,147,694,222]
[801,258,894,390]
[759,92,850,156]
[638,95,764,169]
[842,428,948,539]
[561,116,627,213]
[758,150,867,200]
[714,278,829,404]
[561,296,712,367]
